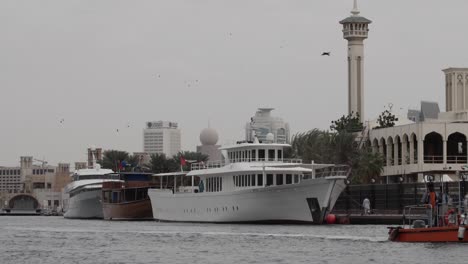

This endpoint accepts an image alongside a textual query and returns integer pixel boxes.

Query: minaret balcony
[343,30,369,38]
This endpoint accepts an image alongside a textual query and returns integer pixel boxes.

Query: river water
[0,216,466,264]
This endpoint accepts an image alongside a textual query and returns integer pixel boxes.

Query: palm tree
[150,153,177,173]
[291,129,384,184]
[351,147,384,183]
[101,150,130,171]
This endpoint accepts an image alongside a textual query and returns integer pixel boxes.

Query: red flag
[180,157,186,166]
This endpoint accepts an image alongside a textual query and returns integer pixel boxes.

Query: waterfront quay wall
[332,181,468,214]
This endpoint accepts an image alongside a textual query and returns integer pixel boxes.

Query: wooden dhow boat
[102,172,157,220]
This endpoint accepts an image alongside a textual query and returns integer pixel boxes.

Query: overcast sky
[1,0,468,166]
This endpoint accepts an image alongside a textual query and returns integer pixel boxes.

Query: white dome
[200,127,219,145]
[266,133,275,142]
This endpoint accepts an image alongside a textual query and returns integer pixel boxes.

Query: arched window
[424,132,443,163]
[447,132,467,163]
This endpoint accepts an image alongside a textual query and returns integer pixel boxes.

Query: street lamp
[424,174,435,183]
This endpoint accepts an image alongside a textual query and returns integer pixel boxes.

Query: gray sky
[1,0,468,166]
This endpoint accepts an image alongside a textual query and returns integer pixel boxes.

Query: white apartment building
[143,121,181,157]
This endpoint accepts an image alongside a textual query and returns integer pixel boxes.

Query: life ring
[444,209,458,226]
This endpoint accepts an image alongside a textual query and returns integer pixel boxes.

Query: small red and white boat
[388,204,468,243]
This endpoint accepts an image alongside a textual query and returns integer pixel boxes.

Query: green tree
[330,112,363,133]
[150,153,178,173]
[351,147,385,183]
[101,150,130,171]
[376,110,398,129]
[291,129,384,184]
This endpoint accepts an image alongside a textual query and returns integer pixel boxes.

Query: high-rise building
[340,0,371,121]
[143,121,181,157]
[245,108,290,144]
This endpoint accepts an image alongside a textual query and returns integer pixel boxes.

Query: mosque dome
[266,133,275,142]
[200,127,219,146]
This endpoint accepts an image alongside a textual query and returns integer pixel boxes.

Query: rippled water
[0,216,466,264]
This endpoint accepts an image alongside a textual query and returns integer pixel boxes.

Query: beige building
[1,157,71,211]
[368,69,468,183]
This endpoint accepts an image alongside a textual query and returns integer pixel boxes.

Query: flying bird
[59,118,65,124]
[116,129,119,133]
[321,52,331,56]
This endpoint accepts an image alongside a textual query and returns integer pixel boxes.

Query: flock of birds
[59,118,131,134]
[56,44,331,133]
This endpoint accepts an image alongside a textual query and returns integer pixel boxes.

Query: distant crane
[33,159,48,168]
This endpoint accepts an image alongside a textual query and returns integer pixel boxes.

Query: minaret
[340,0,371,122]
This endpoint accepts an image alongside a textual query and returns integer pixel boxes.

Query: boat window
[268,149,275,161]
[103,191,111,202]
[259,149,265,161]
[136,188,147,200]
[278,150,282,160]
[124,189,136,202]
[251,174,255,186]
[294,174,299,183]
[112,191,120,203]
[266,174,273,186]
[252,150,256,161]
[257,174,263,186]
[243,175,246,187]
[286,174,292,184]
[276,174,283,185]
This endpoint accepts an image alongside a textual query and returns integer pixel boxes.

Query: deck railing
[190,158,303,171]
[314,165,350,178]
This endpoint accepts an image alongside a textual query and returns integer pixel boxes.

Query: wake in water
[6,226,388,243]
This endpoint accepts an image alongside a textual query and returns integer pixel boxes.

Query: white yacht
[63,165,119,219]
[148,140,348,224]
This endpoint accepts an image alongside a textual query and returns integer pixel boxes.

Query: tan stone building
[368,68,468,183]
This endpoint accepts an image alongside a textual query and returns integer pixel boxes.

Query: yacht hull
[103,199,153,220]
[64,188,103,219]
[148,177,345,224]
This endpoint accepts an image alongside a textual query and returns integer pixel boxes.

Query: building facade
[368,68,468,183]
[143,121,181,157]
[245,108,290,144]
[1,157,71,211]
